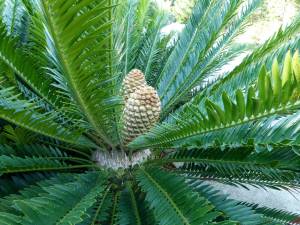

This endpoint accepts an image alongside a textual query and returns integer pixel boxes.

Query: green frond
[0,144,16,156]
[0,22,63,109]
[176,162,300,190]
[134,191,156,225]
[0,86,94,147]
[40,0,118,147]
[135,9,170,83]
[0,144,68,158]
[170,111,300,152]
[130,53,300,149]
[55,176,107,225]
[5,144,93,165]
[2,125,36,145]
[155,0,212,98]
[154,146,300,171]
[0,172,53,197]
[0,173,84,213]
[21,0,48,65]
[118,182,142,225]
[136,166,219,225]
[204,15,300,103]
[0,29,85,132]
[89,186,113,225]
[188,180,264,224]
[114,0,160,84]
[0,155,72,176]
[35,141,91,158]
[174,15,300,128]
[247,205,300,225]
[157,0,261,115]
[0,0,27,36]
[153,147,300,190]
[0,212,21,225]
[109,190,120,225]
[1,171,108,224]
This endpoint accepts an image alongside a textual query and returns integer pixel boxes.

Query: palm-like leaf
[131,54,300,149]
[40,0,118,147]
[0,0,299,224]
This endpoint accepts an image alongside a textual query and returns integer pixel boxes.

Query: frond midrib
[127,183,142,225]
[1,163,96,175]
[91,185,111,225]
[41,1,114,148]
[0,36,59,109]
[162,3,249,114]
[183,172,300,188]
[140,168,191,225]
[131,98,300,149]
[157,0,217,96]
[0,112,82,146]
[55,174,107,224]
[143,17,164,78]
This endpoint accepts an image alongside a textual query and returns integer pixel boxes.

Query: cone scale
[122,69,146,102]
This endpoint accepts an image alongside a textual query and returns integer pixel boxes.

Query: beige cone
[122,85,161,145]
[122,69,146,102]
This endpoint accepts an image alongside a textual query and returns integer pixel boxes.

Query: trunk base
[91,149,151,170]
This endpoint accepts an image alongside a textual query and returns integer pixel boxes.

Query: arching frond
[0,22,62,109]
[0,155,70,176]
[199,15,300,105]
[0,172,55,198]
[89,186,113,225]
[170,15,300,126]
[0,173,83,213]
[157,0,261,115]
[0,86,93,147]
[130,52,300,149]
[0,172,108,224]
[114,0,142,82]
[188,180,264,225]
[164,147,300,190]
[135,9,170,84]
[0,0,27,36]
[117,182,142,225]
[248,205,300,225]
[136,167,220,225]
[40,0,118,147]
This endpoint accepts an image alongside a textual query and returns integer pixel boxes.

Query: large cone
[122,69,146,102]
[122,85,161,145]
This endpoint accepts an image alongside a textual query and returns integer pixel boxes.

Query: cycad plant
[0,0,300,224]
